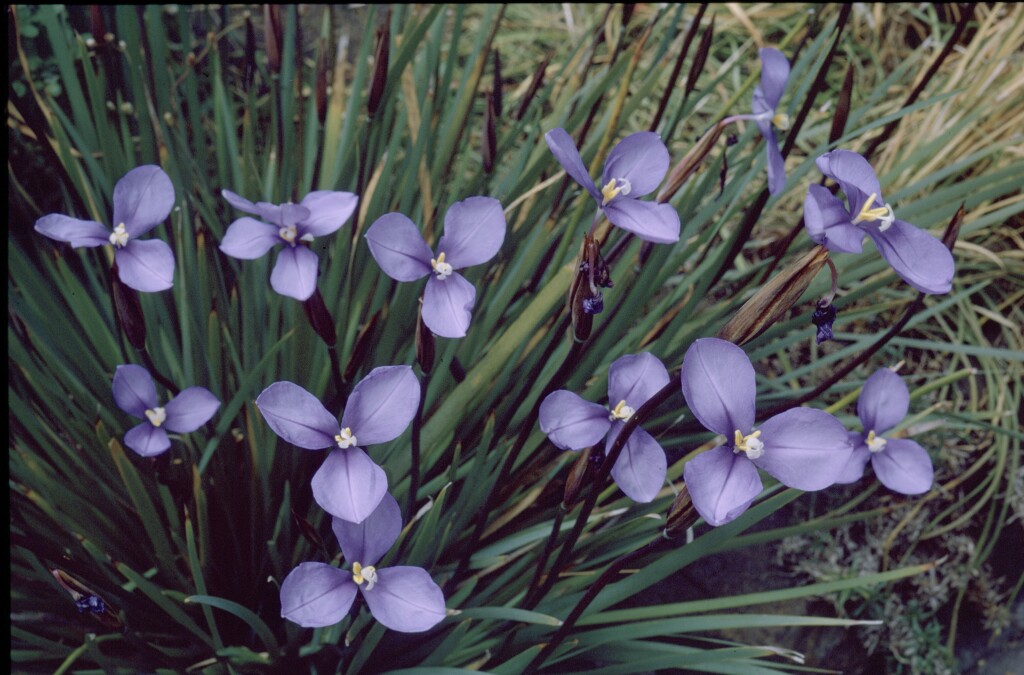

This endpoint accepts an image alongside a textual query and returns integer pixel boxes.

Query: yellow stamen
[279,225,298,244]
[866,430,887,453]
[600,177,631,205]
[335,427,357,449]
[430,252,453,279]
[772,112,790,130]
[109,223,129,247]
[733,429,764,458]
[852,193,895,230]
[145,407,167,427]
[351,562,377,590]
[609,399,636,421]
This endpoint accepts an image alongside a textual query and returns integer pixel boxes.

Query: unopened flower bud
[367,11,391,117]
[264,5,282,74]
[664,484,697,538]
[562,447,594,508]
[343,311,381,382]
[482,88,497,174]
[515,56,549,121]
[302,287,337,347]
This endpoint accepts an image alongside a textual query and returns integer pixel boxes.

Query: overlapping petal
[270,245,319,300]
[340,366,420,446]
[422,273,477,338]
[870,438,933,495]
[816,150,881,216]
[34,214,110,248]
[758,48,790,109]
[607,424,666,503]
[804,184,865,253]
[279,562,357,628]
[607,352,670,410]
[219,217,281,259]
[112,165,175,237]
[603,199,680,244]
[753,407,852,491]
[298,191,358,236]
[680,338,756,437]
[538,390,611,451]
[437,196,506,269]
[833,434,872,484]
[311,448,388,523]
[600,132,670,198]
[115,239,175,292]
[362,567,446,633]
[221,189,262,215]
[163,387,220,433]
[255,381,338,450]
[112,364,159,417]
[857,368,910,434]
[758,121,786,196]
[365,213,434,281]
[544,128,600,201]
[866,219,954,295]
[683,445,763,527]
[124,422,171,458]
[332,493,402,567]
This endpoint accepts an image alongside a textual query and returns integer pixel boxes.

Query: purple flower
[280,493,446,632]
[35,166,176,292]
[365,197,506,338]
[255,366,420,523]
[219,189,358,301]
[834,368,933,494]
[538,353,670,502]
[804,150,954,294]
[752,48,790,195]
[112,365,220,457]
[544,128,680,244]
[680,338,852,526]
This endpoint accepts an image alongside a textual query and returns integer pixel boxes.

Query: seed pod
[111,265,146,349]
[367,11,391,117]
[657,121,724,202]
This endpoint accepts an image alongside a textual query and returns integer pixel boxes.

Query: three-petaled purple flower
[680,338,853,526]
[35,165,176,292]
[539,352,670,502]
[365,197,506,338]
[255,366,419,523]
[219,189,358,301]
[280,493,446,632]
[804,150,954,294]
[834,368,933,495]
[112,364,220,457]
[544,128,681,244]
[752,48,790,195]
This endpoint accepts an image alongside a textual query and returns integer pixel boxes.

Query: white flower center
[279,225,299,245]
[733,429,765,460]
[335,427,358,449]
[600,177,632,205]
[108,223,129,247]
[608,399,636,422]
[866,430,888,453]
[772,112,790,130]
[852,192,895,232]
[352,562,378,591]
[145,407,167,427]
[431,252,453,280]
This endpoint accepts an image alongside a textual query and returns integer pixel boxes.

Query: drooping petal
[362,567,446,633]
[280,562,357,628]
[833,434,871,484]
[298,191,359,237]
[436,196,506,269]
[112,364,159,417]
[680,338,756,437]
[758,48,790,109]
[544,128,600,201]
[255,381,338,450]
[219,217,281,259]
[600,132,670,198]
[804,184,864,253]
[857,368,910,434]
[332,493,402,567]
[124,422,171,457]
[754,407,853,490]
[270,245,319,300]
[607,352,670,410]
[365,213,433,282]
[757,121,786,196]
[606,423,666,503]
[816,150,881,216]
[603,199,680,244]
[870,438,933,495]
[311,448,388,523]
[115,239,175,292]
[865,219,954,295]
[34,214,110,248]
[221,189,262,215]
[538,390,612,451]
[340,366,420,446]
[421,273,476,339]
[683,445,763,527]
[163,387,220,433]
[112,165,175,237]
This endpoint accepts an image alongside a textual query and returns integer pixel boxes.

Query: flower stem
[407,369,429,522]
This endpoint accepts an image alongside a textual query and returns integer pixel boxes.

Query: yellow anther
[352,562,377,590]
[866,430,888,453]
[335,427,358,449]
[600,177,631,205]
[852,193,895,230]
[431,252,453,279]
[772,112,790,130]
[279,225,298,244]
[609,399,636,422]
[733,429,764,458]
[109,223,129,247]
[145,407,167,427]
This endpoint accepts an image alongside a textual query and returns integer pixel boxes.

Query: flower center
[852,192,895,231]
[600,177,632,205]
[608,399,636,422]
[431,252,453,280]
[145,407,167,427]
[772,112,790,130]
[108,223,129,247]
[278,224,299,245]
[866,430,888,453]
[335,427,358,449]
[733,429,765,459]
[351,561,378,591]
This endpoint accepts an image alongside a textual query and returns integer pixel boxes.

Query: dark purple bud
[726,134,738,146]
[243,16,257,90]
[582,292,604,315]
[302,287,337,347]
[491,49,503,117]
[291,507,326,555]
[344,311,382,382]
[812,300,837,344]
[482,90,497,174]
[515,56,549,121]
[264,5,282,74]
[368,11,391,117]
[76,595,106,614]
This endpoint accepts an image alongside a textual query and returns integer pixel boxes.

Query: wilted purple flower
[219,189,358,301]
[752,48,790,195]
[804,150,954,294]
[680,338,852,526]
[35,166,176,292]
[280,493,446,632]
[112,364,220,457]
[365,197,506,338]
[544,128,680,244]
[539,353,670,502]
[255,366,419,523]
[834,368,933,494]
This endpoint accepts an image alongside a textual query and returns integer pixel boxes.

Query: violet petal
[865,219,954,295]
[816,150,881,216]
[270,245,319,301]
[332,493,402,567]
[365,213,433,282]
[436,196,506,269]
[683,444,763,527]
[221,189,262,215]
[833,434,871,484]
[756,120,786,196]
[163,387,220,433]
[680,338,756,437]
[538,390,612,451]
[607,352,670,410]
[298,190,358,237]
[758,48,790,109]
[421,273,476,338]
[340,366,420,446]
[544,128,600,202]
[255,381,338,450]
[112,364,159,417]
[600,132,670,199]
[607,423,666,503]
[603,199,680,244]
[219,217,281,259]
[362,567,446,633]
[311,448,388,523]
[857,368,910,435]
[112,165,175,237]
[34,214,110,248]
[124,422,171,458]
[754,407,853,490]
[871,438,934,495]
[280,562,357,628]
[115,239,175,292]
[804,184,864,253]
